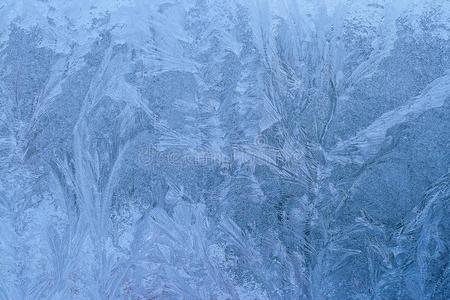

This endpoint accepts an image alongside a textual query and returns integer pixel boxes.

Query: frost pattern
[0,0,449,299]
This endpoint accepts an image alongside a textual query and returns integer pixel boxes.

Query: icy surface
[0,0,449,299]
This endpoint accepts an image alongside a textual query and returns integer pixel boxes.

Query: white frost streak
[330,73,450,164]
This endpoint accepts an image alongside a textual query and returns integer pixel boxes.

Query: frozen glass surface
[0,1,449,299]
